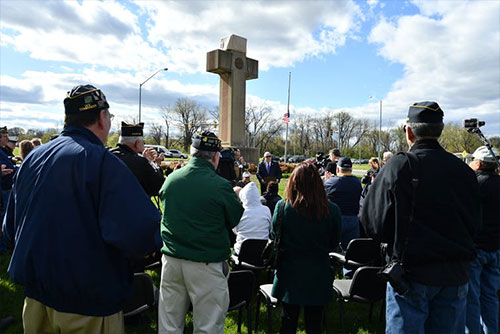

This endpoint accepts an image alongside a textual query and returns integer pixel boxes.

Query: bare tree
[159,106,173,148]
[149,123,164,145]
[245,103,282,148]
[171,98,207,152]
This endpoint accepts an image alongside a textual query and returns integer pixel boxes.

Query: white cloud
[133,1,363,72]
[367,0,500,134]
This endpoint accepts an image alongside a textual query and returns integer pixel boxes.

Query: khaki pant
[158,255,230,334]
[23,297,124,334]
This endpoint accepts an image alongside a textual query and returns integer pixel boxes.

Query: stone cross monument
[207,34,259,163]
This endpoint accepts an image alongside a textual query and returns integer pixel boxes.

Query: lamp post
[139,68,168,122]
[369,96,383,160]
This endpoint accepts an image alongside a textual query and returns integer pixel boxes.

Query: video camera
[462,118,500,169]
[463,118,485,131]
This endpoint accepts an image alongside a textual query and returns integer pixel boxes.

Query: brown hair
[19,140,34,159]
[285,163,330,221]
[369,157,380,170]
[31,138,42,146]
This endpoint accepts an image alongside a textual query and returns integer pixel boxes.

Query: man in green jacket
[158,131,244,334]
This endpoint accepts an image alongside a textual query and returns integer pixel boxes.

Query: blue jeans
[340,215,359,251]
[465,249,500,334]
[386,280,468,334]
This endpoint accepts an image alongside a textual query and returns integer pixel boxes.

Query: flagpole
[284,72,291,163]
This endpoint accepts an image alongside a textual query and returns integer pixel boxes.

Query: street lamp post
[378,100,382,160]
[139,68,168,122]
[369,96,383,160]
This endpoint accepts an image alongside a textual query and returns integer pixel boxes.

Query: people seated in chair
[260,181,282,216]
[233,182,271,255]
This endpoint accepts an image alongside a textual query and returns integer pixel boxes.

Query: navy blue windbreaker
[2,125,162,316]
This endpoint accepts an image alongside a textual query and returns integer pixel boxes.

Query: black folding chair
[329,238,382,278]
[228,270,255,334]
[230,238,268,271]
[332,266,386,334]
[122,272,157,317]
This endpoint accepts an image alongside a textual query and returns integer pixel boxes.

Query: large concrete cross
[206,35,258,149]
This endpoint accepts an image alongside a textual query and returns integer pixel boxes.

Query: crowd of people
[0,85,499,334]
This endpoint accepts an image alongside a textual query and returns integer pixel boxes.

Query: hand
[1,164,13,176]
[155,152,165,164]
[142,148,156,162]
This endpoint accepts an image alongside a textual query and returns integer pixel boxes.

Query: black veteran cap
[64,84,110,114]
[121,122,144,137]
[0,126,7,134]
[192,131,221,152]
[407,101,443,124]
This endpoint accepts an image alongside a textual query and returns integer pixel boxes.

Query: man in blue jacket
[2,85,161,334]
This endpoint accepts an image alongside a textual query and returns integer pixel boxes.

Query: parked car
[168,149,188,159]
[144,144,172,158]
[288,155,308,163]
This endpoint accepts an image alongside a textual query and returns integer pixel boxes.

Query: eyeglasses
[265,155,271,158]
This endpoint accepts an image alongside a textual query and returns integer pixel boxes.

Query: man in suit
[257,151,282,194]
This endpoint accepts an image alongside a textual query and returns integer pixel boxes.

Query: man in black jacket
[360,101,480,334]
[466,146,500,334]
[110,122,164,197]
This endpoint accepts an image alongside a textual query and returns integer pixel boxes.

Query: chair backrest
[344,238,382,266]
[228,270,255,310]
[349,266,386,302]
[122,272,155,316]
[238,239,269,267]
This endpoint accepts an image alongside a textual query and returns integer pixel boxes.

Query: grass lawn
[1,249,385,333]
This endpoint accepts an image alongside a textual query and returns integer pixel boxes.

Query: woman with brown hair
[270,163,341,334]
[19,140,34,160]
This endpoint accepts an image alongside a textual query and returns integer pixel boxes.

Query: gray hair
[190,146,217,160]
[383,151,393,160]
[119,136,143,145]
[339,167,352,173]
[407,122,444,140]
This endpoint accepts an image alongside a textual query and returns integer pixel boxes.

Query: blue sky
[1,0,499,136]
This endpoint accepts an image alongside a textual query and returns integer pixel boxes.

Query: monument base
[238,147,260,165]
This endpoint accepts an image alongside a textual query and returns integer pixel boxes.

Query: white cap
[472,146,499,163]
[242,171,251,178]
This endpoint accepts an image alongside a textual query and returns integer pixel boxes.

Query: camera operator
[360,101,480,334]
[465,146,500,334]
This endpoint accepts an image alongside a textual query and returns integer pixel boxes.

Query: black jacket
[474,169,500,252]
[256,160,282,184]
[260,192,282,216]
[110,144,165,196]
[360,139,480,286]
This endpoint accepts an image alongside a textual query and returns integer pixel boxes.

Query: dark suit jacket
[256,160,282,185]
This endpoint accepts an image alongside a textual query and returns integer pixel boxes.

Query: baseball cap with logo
[64,84,110,114]
[191,131,221,152]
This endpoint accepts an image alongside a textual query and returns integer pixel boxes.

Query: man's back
[4,126,161,316]
[362,139,480,285]
[324,175,362,216]
[111,144,164,196]
[160,156,243,263]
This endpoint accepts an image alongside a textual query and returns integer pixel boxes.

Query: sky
[1,0,499,137]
